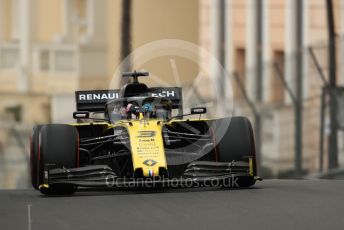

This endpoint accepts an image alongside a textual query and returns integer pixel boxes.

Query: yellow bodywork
[70,116,213,177]
[71,116,168,177]
[125,119,167,177]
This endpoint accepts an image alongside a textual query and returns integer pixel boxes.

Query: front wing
[39,160,261,189]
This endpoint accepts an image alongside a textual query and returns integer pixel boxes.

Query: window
[40,50,50,71]
[54,50,75,72]
[234,48,246,99]
[0,45,19,69]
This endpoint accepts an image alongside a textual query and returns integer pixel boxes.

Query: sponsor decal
[143,159,158,167]
[148,169,154,177]
[150,90,175,98]
[76,88,180,103]
[136,131,156,138]
[139,119,149,125]
[78,92,120,101]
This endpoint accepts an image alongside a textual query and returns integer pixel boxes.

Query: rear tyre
[214,117,256,188]
[38,124,79,195]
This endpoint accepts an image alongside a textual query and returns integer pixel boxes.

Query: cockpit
[106,97,172,122]
[74,71,183,123]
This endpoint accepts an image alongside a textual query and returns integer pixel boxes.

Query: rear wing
[75,87,183,114]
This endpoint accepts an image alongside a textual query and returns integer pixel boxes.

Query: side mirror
[190,107,207,115]
[73,111,90,119]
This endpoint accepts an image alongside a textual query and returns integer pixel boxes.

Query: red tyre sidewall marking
[37,131,41,184]
[30,132,33,175]
[76,132,80,167]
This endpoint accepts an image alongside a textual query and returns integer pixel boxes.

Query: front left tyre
[214,116,257,188]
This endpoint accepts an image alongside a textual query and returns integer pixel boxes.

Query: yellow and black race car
[30,71,261,195]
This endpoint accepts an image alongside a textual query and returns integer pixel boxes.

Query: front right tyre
[30,124,79,195]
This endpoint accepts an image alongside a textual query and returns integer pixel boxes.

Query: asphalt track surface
[0,179,344,230]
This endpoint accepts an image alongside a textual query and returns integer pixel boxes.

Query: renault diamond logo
[143,159,157,166]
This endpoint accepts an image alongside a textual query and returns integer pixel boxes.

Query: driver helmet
[142,102,155,118]
[126,103,139,119]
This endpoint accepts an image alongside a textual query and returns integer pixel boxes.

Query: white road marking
[27,204,32,230]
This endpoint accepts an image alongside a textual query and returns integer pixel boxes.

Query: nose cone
[127,120,167,177]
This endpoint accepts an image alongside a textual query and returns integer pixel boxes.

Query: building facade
[0,0,200,123]
[200,0,344,176]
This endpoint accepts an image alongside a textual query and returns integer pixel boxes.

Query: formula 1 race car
[30,71,261,195]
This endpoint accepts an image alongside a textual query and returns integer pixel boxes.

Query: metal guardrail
[0,122,31,188]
